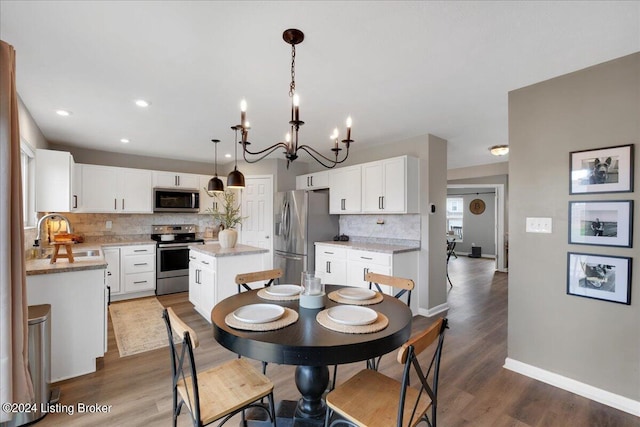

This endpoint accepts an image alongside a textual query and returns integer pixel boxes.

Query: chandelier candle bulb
[293,94,300,122]
[346,116,352,141]
[240,99,247,126]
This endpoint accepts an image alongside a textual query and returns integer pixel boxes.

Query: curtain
[0,39,33,422]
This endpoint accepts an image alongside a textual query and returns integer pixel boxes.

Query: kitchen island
[188,243,269,322]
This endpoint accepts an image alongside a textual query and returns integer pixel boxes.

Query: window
[446,197,463,240]
[20,140,36,227]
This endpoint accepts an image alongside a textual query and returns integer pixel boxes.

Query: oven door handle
[158,243,190,248]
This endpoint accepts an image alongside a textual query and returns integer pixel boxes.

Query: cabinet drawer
[348,249,391,266]
[123,272,155,292]
[123,254,155,273]
[189,250,216,268]
[315,245,347,258]
[121,245,155,256]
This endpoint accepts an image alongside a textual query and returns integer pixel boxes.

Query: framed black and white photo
[569,200,633,247]
[567,252,632,305]
[569,144,634,194]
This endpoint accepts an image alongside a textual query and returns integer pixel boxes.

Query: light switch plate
[526,217,552,233]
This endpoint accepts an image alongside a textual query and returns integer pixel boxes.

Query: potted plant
[207,190,245,248]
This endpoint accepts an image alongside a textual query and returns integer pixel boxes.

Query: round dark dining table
[211,284,413,425]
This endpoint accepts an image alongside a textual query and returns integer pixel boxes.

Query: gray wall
[446,188,496,255]
[508,52,639,401]
[18,95,47,149]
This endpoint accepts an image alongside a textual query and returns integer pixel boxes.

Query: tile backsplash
[25,213,218,249]
[339,214,420,247]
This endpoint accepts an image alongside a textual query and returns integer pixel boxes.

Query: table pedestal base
[245,365,330,427]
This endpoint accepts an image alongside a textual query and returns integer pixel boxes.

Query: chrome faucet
[34,213,73,247]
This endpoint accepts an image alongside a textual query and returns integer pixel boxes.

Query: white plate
[327,306,378,326]
[265,284,301,296]
[337,288,376,301]
[233,304,285,324]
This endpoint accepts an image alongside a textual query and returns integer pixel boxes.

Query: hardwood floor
[36,257,637,426]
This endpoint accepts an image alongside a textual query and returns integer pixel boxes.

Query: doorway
[447,184,506,271]
[240,175,274,269]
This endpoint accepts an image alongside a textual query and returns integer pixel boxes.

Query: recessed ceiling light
[134,99,150,108]
[120,138,130,144]
[56,110,71,116]
[224,153,232,158]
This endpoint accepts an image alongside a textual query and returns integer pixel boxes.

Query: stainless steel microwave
[153,188,200,212]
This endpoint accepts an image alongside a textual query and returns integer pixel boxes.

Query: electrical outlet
[106,220,112,230]
[526,217,552,233]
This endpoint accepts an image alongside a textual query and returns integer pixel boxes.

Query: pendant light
[207,139,224,195]
[227,126,245,188]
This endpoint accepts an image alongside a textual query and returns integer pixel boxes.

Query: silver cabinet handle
[202,260,209,265]
[73,195,78,209]
[134,262,148,266]
[133,280,147,284]
[133,249,147,252]
[265,235,270,239]
[189,256,196,260]
[114,198,117,210]
[326,261,331,274]
[363,267,369,281]
[122,199,125,210]
[361,256,373,260]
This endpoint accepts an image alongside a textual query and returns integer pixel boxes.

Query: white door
[240,176,274,269]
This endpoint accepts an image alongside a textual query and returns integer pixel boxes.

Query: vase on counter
[219,228,238,249]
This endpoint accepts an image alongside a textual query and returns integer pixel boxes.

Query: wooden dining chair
[162,307,276,427]
[330,273,415,391]
[365,272,414,371]
[235,268,284,375]
[235,268,283,293]
[325,317,448,427]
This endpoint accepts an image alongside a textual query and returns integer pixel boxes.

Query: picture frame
[567,252,632,305]
[568,200,633,247]
[569,144,634,194]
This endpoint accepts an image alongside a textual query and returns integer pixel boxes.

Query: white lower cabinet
[27,268,106,382]
[315,245,348,285]
[189,248,265,323]
[104,247,121,295]
[315,243,418,310]
[189,250,216,320]
[109,244,156,301]
[347,250,393,292]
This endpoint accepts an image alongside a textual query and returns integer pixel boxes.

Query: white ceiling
[1,1,638,169]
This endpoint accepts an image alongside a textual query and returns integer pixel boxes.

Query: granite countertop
[189,243,268,258]
[26,243,108,276]
[314,240,420,254]
[25,239,156,276]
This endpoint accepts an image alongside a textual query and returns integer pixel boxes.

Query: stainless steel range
[152,224,204,295]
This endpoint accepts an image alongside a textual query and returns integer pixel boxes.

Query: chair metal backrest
[366,272,414,307]
[163,307,202,426]
[396,317,448,427]
[235,268,283,293]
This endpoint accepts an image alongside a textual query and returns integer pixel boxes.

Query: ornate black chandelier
[235,29,354,169]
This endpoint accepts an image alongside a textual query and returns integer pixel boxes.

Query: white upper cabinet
[362,156,419,214]
[80,164,152,213]
[296,171,329,190]
[329,165,362,214]
[35,149,79,212]
[153,171,199,189]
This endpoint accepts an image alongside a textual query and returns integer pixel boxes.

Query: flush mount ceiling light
[120,138,130,144]
[134,99,150,108]
[56,109,71,116]
[234,28,353,169]
[207,139,224,195]
[489,145,509,156]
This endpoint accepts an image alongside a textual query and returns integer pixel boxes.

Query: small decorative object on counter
[207,190,246,248]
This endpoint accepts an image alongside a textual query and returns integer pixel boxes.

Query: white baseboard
[504,358,640,417]
[418,302,449,318]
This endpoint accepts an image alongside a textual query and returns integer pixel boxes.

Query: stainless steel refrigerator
[274,190,339,284]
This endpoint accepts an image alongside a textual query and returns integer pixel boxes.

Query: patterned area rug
[109,297,171,357]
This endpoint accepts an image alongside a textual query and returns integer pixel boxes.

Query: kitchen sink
[40,249,101,259]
